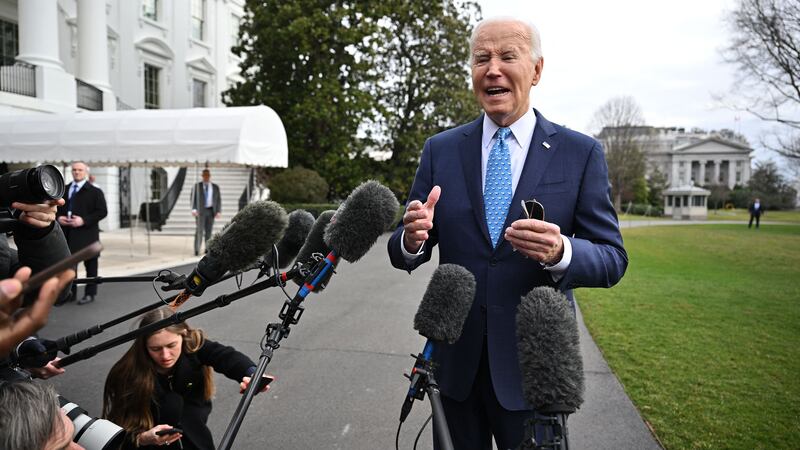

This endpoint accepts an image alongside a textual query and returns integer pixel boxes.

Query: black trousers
[434,339,535,450]
[749,213,760,228]
[195,208,215,254]
[70,256,99,298]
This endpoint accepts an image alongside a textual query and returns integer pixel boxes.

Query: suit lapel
[459,115,493,247]
[497,110,559,254]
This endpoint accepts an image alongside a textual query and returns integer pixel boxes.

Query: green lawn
[577,224,800,450]
[705,208,800,224]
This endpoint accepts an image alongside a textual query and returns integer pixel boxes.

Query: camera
[0,164,65,233]
[59,395,125,450]
[0,164,65,208]
[0,368,124,450]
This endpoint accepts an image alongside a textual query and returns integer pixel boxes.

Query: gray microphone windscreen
[294,210,336,267]
[413,264,475,344]
[516,287,584,411]
[271,209,315,268]
[323,180,399,262]
[206,201,288,273]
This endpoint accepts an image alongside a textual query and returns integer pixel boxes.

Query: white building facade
[0,0,247,230]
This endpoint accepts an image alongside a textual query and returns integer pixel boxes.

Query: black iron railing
[76,78,103,111]
[138,168,187,231]
[0,62,36,97]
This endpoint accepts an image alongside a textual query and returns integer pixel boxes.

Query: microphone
[400,264,475,423]
[515,287,584,450]
[171,201,288,308]
[294,210,336,267]
[271,209,315,268]
[323,180,399,263]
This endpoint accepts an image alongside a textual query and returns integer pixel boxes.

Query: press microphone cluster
[515,287,584,450]
[398,264,475,450]
[219,180,400,450]
[171,200,288,307]
[255,209,316,280]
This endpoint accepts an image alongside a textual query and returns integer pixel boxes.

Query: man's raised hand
[402,186,441,253]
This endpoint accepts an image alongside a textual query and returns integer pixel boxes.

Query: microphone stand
[515,406,573,450]
[217,251,340,450]
[72,275,160,284]
[55,268,303,368]
[402,351,454,450]
[52,270,247,354]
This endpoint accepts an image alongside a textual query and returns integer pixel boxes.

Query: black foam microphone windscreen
[271,209,315,268]
[414,264,475,344]
[323,180,399,262]
[294,210,336,267]
[516,287,584,411]
[173,201,288,305]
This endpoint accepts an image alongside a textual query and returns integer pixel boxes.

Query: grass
[577,224,800,450]
[705,208,800,224]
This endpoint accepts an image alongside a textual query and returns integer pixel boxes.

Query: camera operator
[0,380,84,450]
[1,196,74,378]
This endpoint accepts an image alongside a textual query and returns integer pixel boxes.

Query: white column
[17,0,63,69]
[77,0,116,110]
[698,160,706,185]
[16,0,76,109]
[728,160,736,189]
[713,161,721,184]
[671,161,680,188]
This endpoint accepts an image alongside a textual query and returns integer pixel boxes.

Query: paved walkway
[93,226,670,448]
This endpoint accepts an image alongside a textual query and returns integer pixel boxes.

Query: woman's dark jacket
[126,339,255,450]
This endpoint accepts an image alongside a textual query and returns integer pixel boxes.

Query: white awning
[0,105,288,167]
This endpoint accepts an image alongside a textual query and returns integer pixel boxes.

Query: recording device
[155,427,183,436]
[400,264,475,430]
[0,164,65,233]
[0,368,124,450]
[59,395,125,450]
[269,209,315,269]
[0,164,65,208]
[290,210,335,288]
[12,337,59,369]
[219,180,399,450]
[515,287,584,450]
[170,201,288,308]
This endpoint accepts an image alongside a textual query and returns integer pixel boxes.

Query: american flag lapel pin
[542,141,551,149]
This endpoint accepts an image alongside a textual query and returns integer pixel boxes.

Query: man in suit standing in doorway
[56,161,108,305]
[191,169,222,256]
[388,17,627,449]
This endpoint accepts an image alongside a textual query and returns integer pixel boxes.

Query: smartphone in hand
[155,427,183,436]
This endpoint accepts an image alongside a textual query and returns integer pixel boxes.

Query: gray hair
[469,16,542,64]
[0,381,63,450]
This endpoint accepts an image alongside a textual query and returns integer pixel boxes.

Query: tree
[722,0,800,158]
[646,166,668,207]
[746,161,798,209]
[223,1,382,199]
[591,96,648,211]
[367,0,481,199]
[224,1,482,201]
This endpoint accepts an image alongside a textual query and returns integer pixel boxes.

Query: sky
[476,0,786,165]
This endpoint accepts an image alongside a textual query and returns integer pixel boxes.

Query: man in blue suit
[387,17,628,449]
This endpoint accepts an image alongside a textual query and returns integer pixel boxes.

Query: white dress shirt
[402,109,573,279]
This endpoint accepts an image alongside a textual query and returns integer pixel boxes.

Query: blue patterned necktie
[484,127,513,247]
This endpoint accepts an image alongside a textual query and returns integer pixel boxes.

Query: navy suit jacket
[388,110,628,411]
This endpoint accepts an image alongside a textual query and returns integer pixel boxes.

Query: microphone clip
[400,352,437,422]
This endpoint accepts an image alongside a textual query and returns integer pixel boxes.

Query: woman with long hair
[102,307,271,449]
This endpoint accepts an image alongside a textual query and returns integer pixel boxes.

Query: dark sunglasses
[521,199,544,221]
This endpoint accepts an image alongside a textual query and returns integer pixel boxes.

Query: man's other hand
[505,219,564,265]
[13,199,64,229]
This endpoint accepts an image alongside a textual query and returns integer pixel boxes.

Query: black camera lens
[0,164,65,207]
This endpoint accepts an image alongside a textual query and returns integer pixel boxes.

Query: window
[230,14,240,46]
[192,79,206,107]
[667,196,673,207]
[1,18,19,66]
[144,64,160,109]
[142,0,159,21]
[191,0,206,41]
[692,196,703,207]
